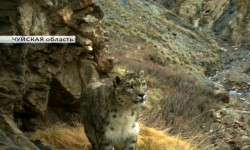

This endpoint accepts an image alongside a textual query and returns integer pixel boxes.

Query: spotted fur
[80,70,147,150]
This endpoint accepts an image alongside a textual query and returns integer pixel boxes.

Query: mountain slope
[95,0,224,85]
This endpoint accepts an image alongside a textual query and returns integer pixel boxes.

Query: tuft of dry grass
[31,122,196,150]
[137,124,195,150]
[32,123,91,150]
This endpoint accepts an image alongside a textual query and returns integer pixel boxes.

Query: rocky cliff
[234,0,250,47]
[156,0,250,48]
[0,0,113,149]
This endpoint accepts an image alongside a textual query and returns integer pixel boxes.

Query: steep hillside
[94,0,224,83]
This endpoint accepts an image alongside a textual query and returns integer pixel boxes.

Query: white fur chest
[104,109,139,145]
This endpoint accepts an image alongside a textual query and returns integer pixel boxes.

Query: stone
[83,14,99,23]
[221,116,230,125]
[213,111,221,119]
[209,123,226,134]
[239,122,244,127]
[57,4,73,23]
[240,98,246,101]
[76,35,93,47]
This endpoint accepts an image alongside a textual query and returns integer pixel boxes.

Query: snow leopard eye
[142,82,146,86]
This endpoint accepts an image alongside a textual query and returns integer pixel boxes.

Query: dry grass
[32,122,196,150]
[126,61,217,134]
[32,123,91,150]
[137,124,195,150]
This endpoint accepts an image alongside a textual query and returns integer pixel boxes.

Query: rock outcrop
[0,0,113,149]
[156,0,250,48]
[233,0,250,48]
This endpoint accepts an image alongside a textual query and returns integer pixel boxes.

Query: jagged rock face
[162,0,237,39]
[156,0,250,47]
[233,0,250,47]
[210,0,236,43]
[0,0,113,142]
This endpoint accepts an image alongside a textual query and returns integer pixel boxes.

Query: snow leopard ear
[138,70,144,77]
[113,75,122,87]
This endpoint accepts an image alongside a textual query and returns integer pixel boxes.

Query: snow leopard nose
[138,94,145,98]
